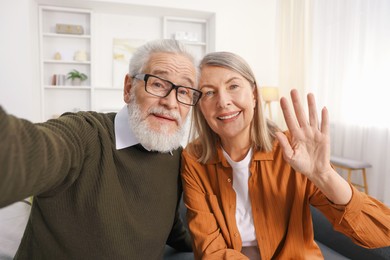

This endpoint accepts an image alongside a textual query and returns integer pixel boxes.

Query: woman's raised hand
[275,89,333,181]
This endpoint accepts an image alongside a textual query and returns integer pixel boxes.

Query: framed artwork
[112,38,146,88]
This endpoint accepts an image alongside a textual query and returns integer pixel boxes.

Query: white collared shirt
[114,105,139,150]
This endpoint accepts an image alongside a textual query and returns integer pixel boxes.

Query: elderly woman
[181,51,390,259]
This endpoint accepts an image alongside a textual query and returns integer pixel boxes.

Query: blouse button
[234,232,239,237]
[227,178,232,183]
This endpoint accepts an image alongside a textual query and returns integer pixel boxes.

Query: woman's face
[198,65,256,145]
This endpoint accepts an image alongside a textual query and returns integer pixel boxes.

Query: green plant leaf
[67,69,88,81]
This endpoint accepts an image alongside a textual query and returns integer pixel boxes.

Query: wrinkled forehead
[144,52,197,87]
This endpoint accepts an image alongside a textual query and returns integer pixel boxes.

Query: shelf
[43,33,91,39]
[163,16,208,58]
[44,60,91,64]
[39,5,93,121]
[179,41,207,46]
[39,5,212,121]
[44,85,91,90]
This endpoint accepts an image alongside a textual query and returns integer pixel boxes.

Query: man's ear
[124,74,132,103]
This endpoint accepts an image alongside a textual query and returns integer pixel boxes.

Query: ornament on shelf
[67,69,88,86]
[54,52,62,60]
[56,24,84,35]
[74,50,88,62]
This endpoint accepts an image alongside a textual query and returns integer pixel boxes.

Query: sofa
[164,201,390,260]
[311,206,390,259]
[1,200,388,259]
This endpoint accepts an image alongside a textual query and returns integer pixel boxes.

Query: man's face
[123,52,196,151]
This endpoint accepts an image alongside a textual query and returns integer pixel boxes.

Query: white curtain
[309,0,390,205]
[278,0,390,205]
[276,0,312,129]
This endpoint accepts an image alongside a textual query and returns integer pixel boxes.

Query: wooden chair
[330,156,371,194]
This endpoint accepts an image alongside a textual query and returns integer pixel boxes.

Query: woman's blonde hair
[189,51,279,163]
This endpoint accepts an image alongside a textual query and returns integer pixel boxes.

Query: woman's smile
[217,111,241,121]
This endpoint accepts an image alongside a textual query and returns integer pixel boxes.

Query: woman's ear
[124,74,132,103]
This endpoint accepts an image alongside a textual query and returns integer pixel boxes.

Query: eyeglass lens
[146,75,200,105]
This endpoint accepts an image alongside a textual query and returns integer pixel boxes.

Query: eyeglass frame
[133,74,202,106]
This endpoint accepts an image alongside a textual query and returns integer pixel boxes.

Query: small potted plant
[67,69,88,86]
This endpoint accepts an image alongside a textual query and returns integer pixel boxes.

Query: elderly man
[0,39,201,259]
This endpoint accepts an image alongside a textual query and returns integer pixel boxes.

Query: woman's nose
[216,90,232,108]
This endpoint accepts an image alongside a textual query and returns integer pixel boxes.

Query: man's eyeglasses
[133,74,202,106]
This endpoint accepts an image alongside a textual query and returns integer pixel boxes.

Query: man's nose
[160,88,179,109]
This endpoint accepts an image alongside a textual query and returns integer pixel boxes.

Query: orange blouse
[181,140,390,259]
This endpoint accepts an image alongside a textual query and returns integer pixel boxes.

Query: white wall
[74,0,280,88]
[0,0,278,122]
[0,0,41,121]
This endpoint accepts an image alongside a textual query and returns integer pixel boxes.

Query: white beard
[127,95,187,153]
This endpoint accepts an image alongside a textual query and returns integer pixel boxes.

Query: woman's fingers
[291,89,309,128]
[321,107,329,135]
[280,96,299,133]
[275,132,293,161]
[307,93,319,129]
[281,89,329,136]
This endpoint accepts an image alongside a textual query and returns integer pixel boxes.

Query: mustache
[147,106,182,125]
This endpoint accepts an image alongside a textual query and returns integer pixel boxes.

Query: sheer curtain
[278,0,390,205]
[309,0,390,205]
[276,0,312,129]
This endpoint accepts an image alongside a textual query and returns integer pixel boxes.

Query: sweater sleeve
[309,184,390,248]
[0,107,89,207]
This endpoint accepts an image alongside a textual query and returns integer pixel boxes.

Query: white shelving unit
[39,6,93,120]
[163,16,209,59]
[38,6,213,121]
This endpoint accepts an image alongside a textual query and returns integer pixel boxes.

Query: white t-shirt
[222,148,257,247]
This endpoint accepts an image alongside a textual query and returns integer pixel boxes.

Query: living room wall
[0,0,278,122]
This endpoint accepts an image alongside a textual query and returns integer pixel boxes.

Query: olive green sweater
[0,107,191,259]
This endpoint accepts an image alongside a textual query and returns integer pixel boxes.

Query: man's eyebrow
[182,77,195,87]
[151,69,168,77]
[152,70,194,87]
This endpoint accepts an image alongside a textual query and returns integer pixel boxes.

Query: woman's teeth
[218,112,240,120]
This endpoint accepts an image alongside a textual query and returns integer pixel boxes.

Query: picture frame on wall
[112,38,146,88]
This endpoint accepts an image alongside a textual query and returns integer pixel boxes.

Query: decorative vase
[54,52,62,60]
[74,50,88,61]
[72,78,81,86]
